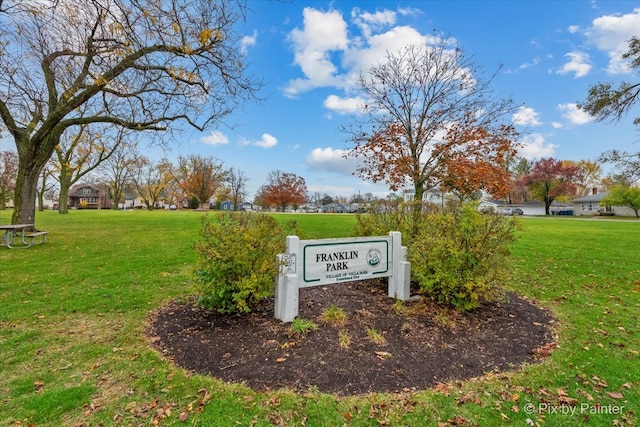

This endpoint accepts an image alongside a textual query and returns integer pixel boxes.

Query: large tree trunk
[37,191,44,212]
[58,181,70,214]
[110,185,123,210]
[11,163,41,225]
[57,171,72,214]
[410,181,426,239]
[11,134,58,225]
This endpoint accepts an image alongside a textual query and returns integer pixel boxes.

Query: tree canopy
[520,157,579,215]
[173,154,226,209]
[600,184,640,217]
[580,37,640,183]
[0,0,260,224]
[579,36,640,129]
[258,170,307,212]
[343,41,520,204]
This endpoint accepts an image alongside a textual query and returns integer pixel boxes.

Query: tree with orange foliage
[173,155,227,209]
[344,42,520,207]
[439,115,519,200]
[259,170,307,212]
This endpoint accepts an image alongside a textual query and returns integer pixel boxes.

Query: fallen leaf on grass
[198,388,211,405]
[435,382,452,396]
[447,415,468,425]
[607,391,624,399]
[532,342,557,358]
[577,389,594,401]
[456,394,481,405]
[558,396,578,406]
[592,376,608,388]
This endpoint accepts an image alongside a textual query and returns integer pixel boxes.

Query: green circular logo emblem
[366,248,382,266]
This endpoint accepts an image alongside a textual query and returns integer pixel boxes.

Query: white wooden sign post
[275,231,411,322]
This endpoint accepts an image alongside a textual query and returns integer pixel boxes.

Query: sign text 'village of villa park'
[275,233,411,322]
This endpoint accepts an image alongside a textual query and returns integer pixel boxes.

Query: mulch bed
[147,279,556,396]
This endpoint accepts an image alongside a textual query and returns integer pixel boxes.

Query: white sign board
[275,232,411,322]
[300,237,391,287]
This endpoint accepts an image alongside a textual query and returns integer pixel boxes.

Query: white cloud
[306,147,358,176]
[323,94,366,115]
[240,30,258,55]
[557,51,592,78]
[518,134,557,159]
[518,56,542,70]
[253,133,278,149]
[200,130,229,146]
[284,8,349,97]
[284,6,437,97]
[513,106,542,126]
[343,25,430,75]
[351,8,396,38]
[557,103,593,125]
[567,25,580,34]
[585,8,640,74]
[397,6,423,17]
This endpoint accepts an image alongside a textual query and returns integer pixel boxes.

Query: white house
[572,190,637,217]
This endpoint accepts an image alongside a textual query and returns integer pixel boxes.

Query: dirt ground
[147,279,556,396]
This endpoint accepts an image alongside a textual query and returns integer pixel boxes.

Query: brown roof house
[69,184,111,209]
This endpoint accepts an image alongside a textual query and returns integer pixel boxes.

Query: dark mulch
[147,280,556,396]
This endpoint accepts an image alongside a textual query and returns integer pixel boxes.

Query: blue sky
[51,2,640,199]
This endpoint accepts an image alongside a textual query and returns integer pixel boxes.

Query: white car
[502,207,524,216]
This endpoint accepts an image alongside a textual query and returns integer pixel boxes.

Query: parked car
[502,207,524,216]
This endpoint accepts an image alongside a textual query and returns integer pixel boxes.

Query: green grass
[290,318,318,337]
[1,210,638,426]
[320,304,348,326]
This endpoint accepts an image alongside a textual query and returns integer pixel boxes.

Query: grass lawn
[0,210,638,426]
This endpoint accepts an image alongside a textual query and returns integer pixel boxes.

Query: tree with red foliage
[520,158,579,215]
[260,170,307,212]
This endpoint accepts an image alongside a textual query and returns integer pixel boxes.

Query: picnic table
[0,224,48,248]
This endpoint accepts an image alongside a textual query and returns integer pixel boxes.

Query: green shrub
[188,196,200,209]
[193,212,298,314]
[355,200,519,311]
[354,199,450,244]
[410,203,519,311]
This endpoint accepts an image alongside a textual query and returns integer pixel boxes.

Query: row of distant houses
[219,201,358,213]
[19,183,639,216]
[28,184,179,210]
[404,187,638,217]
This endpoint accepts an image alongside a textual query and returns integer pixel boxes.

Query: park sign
[301,237,390,286]
[275,232,411,322]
